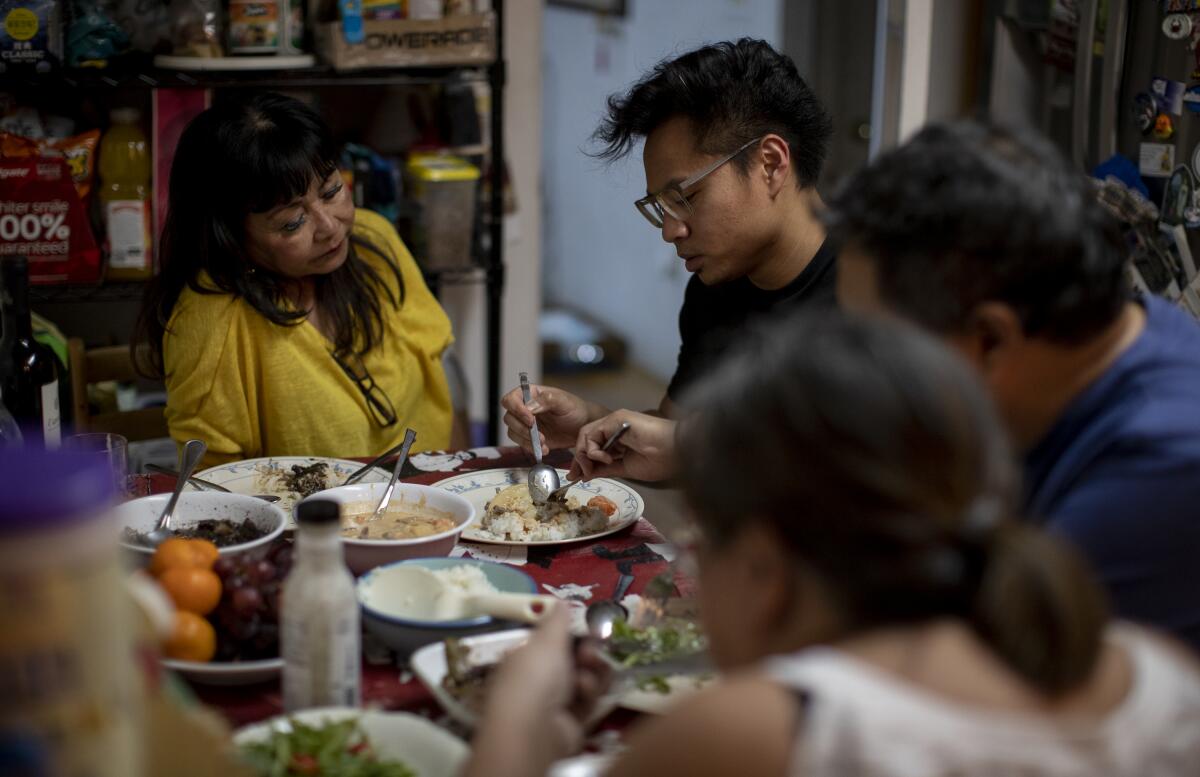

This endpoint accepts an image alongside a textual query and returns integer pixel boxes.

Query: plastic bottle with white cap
[281,498,360,711]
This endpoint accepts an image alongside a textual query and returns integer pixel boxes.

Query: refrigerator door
[982,0,1128,170]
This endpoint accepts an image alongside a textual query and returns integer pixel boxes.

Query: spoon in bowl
[370,428,417,521]
[520,371,560,505]
[144,439,207,547]
[584,571,634,640]
[364,565,558,623]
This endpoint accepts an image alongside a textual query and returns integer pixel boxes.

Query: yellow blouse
[164,209,454,465]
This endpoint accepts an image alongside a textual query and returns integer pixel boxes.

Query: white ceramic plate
[233,707,468,777]
[195,457,390,524]
[162,656,283,686]
[431,468,644,546]
[410,629,618,729]
[618,673,717,715]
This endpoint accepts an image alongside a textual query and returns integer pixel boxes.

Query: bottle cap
[109,108,141,124]
[0,448,115,533]
[296,499,340,526]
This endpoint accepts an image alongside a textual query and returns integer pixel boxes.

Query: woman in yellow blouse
[136,93,459,465]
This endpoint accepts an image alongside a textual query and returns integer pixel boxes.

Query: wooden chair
[67,338,169,442]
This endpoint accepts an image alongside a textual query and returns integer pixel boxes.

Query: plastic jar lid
[0,448,115,532]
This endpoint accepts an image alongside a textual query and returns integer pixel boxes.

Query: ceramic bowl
[357,557,536,656]
[297,482,476,575]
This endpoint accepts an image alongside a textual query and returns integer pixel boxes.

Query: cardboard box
[316,11,495,71]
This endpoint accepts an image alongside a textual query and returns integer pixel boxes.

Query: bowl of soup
[297,483,477,575]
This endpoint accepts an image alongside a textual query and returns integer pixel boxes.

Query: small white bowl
[358,558,537,656]
[297,482,476,576]
[116,492,287,565]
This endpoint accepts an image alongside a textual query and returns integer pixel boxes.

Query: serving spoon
[365,565,557,623]
[144,439,207,547]
[370,427,417,520]
[521,371,560,505]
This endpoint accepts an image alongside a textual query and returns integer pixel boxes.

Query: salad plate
[234,707,468,776]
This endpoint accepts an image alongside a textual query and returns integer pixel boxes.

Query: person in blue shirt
[826,120,1200,651]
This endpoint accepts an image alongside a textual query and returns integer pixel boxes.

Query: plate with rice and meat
[194,457,390,526]
[432,468,644,545]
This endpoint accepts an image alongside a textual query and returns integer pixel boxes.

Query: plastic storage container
[405,153,480,270]
[0,448,142,777]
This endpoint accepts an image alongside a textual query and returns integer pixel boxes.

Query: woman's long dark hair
[678,311,1108,696]
[135,92,404,377]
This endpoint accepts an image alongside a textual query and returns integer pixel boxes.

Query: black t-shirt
[666,240,838,403]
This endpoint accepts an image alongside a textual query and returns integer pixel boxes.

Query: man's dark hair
[824,120,1130,343]
[593,38,832,188]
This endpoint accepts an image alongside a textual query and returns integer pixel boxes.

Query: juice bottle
[99,109,152,280]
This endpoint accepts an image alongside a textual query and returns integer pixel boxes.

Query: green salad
[239,717,415,777]
[607,619,706,668]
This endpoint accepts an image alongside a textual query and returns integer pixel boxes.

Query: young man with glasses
[502,39,835,455]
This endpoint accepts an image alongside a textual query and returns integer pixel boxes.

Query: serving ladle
[520,371,560,505]
[144,439,207,547]
[366,565,557,623]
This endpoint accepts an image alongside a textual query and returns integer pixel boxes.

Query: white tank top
[761,625,1200,777]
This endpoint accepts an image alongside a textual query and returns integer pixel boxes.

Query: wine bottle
[0,258,61,447]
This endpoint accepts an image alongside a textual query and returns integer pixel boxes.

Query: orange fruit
[158,566,222,616]
[149,538,205,577]
[163,611,216,662]
[187,539,219,569]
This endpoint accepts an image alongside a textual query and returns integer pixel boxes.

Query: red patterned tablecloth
[148,446,683,729]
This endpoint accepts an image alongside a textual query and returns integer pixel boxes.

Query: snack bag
[0,129,100,201]
[45,130,100,200]
[0,156,102,283]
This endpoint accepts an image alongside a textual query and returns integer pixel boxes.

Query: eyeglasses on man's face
[634,136,764,229]
[336,352,398,428]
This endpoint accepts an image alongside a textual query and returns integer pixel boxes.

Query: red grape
[247,559,276,585]
[213,557,237,580]
[231,587,263,617]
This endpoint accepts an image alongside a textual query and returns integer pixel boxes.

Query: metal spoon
[549,421,631,502]
[584,572,634,640]
[341,437,409,486]
[144,464,281,502]
[520,371,560,505]
[371,427,417,520]
[144,439,207,547]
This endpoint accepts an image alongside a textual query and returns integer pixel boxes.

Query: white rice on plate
[478,484,612,542]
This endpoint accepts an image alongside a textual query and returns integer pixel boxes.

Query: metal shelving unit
[13,2,507,442]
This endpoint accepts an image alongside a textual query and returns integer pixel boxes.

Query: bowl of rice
[357,557,538,656]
